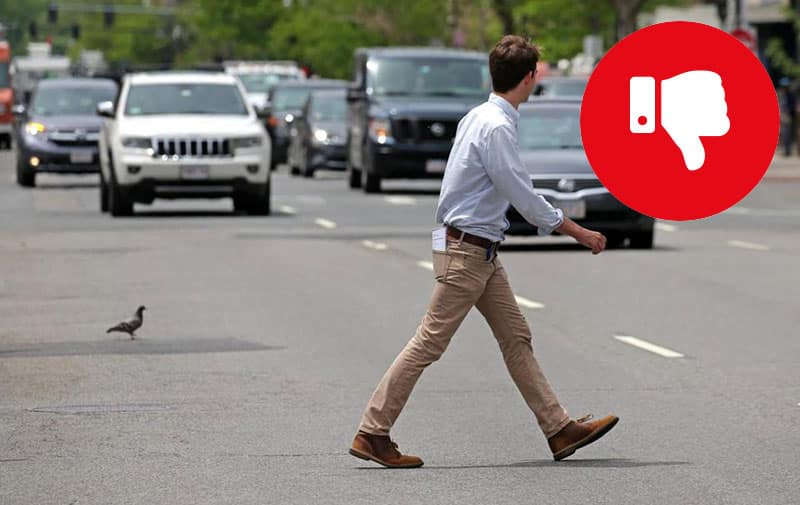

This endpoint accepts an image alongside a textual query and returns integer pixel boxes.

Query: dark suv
[346,47,489,193]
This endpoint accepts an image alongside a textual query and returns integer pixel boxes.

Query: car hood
[372,95,484,118]
[519,148,595,177]
[31,114,105,130]
[119,115,263,137]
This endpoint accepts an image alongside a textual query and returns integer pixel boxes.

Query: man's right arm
[556,217,607,255]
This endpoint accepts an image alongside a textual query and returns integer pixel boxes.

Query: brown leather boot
[349,431,424,468]
[548,414,619,461]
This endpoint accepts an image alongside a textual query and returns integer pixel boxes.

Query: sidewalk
[764,153,800,181]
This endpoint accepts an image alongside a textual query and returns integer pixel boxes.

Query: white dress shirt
[436,93,564,242]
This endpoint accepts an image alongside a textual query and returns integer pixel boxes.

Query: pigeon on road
[107,306,146,339]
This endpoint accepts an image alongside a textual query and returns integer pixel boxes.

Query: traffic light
[48,2,58,24]
[103,5,114,28]
[71,22,80,40]
[28,21,38,39]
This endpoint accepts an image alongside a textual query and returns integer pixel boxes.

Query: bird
[106,306,146,340]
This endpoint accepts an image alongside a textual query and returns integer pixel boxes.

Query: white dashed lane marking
[314,218,337,229]
[614,335,685,358]
[384,196,417,206]
[417,261,434,271]
[655,223,677,232]
[362,240,388,251]
[727,240,770,251]
[514,296,545,310]
[278,205,296,215]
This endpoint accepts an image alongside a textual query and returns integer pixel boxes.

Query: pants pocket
[432,251,451,281]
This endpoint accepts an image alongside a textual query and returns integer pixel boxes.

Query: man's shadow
[357,458,691,470]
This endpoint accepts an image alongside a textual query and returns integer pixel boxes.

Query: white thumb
[665,131,705,171]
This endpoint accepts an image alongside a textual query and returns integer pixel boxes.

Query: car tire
[347,161,361,189]
[361,151,381,193]
[108,172,133,217]
[629,229,654,249]
[16,156,35,187]
[246,180,271,216]
[604,232,625,249]
[99,171,109,213]
[302,152,314,178]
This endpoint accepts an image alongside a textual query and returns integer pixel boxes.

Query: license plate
[553,199,586,219]
[180,165,210,180]
[70,151,93,164]
[425,159,447,174]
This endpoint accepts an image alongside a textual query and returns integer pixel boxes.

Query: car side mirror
[12,104,26,117]
[96,101,115,118]
[347,86,366,102]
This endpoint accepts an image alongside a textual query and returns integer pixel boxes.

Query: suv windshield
[124,83,248,116]
[238,72,297,94]
[30,84,117,116]
[311,96,346,121]
[367,57,490,97]
[271,88,317,111]
[518,108,582,150]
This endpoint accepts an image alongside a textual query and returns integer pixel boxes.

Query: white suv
[97,72,272,216]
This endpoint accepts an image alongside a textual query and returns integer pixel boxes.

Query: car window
[238,72,297,94]
[30,84,117,116]
[518,108,582,150]
[310,96,346,121]
[0,62,10,88]
[271,88,315,111]
[367,57,490,97]
[124,83,248,116]
[540,80,587,97]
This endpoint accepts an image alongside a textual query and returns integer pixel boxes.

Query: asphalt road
[0,150,798,505]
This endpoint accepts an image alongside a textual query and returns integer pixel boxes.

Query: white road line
[362,240,388,251]
[278,205,296,215]
[726,207,800,217]
[614,335,684,358]
[384,196,417,205]
[728,240,770,251]
[655,223,677,232]
[417,261,434,271]
[314,218,337,229]
[515,296,545,310]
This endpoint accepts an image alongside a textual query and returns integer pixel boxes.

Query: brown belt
[446,226,497,249]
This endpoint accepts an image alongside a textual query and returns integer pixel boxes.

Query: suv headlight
[368,118,392,144]
[25,122,47,136]
[313,128,328,144]
[121,137,152,149]
[231,136,263,149]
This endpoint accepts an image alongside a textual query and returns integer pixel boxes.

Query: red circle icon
[581,21,779,221]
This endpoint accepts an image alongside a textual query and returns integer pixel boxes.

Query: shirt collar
[488,93,520,124]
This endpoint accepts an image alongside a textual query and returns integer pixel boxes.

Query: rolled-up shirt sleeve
[483,125,564,236]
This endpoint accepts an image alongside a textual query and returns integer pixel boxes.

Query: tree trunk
[612,0,646,42]
[492,0,516,35]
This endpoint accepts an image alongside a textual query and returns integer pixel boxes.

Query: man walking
[349,35,618,468]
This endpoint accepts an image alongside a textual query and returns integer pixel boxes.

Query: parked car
[13,77,118,187]
[532,76,588,99]
[346,47,489,193]
[507,99,655,248]
[265,79,346,169]
[97,71,271,217]
[223,60,305,110]
[287,89,347,177]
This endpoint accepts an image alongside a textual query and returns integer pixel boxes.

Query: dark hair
[489,35,540,93]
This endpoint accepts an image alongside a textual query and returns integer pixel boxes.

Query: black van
[346,47,489,193]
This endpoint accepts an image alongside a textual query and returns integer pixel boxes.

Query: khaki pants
[359,237,570,439]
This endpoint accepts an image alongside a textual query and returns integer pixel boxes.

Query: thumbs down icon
[630,71,730,171]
